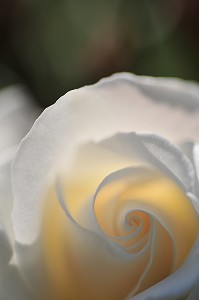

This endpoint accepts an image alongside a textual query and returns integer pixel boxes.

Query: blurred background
[0,0,199,108]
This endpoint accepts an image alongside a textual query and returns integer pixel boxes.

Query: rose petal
[187,281,199,300]
[0,85,39,155]
[43,183,156,300]
[100,132,195,192]
[91,165,198,265]
[0,85,41,298]
[0,226,32,300]
[0,85,39,241]
[0,161,15,240]
[179,142,199,213]
[132,236,199,300]
[11,74,199,299]
[12,74,199,245]
[14,240,51,299]
[193,143,199,198]
[55,162,197,298]
[56,133,195,239]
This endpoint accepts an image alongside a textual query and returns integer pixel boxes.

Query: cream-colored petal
[62,133,195,241]
[43,183,156,300]
[135,218,173,295]
[55,160,198,298]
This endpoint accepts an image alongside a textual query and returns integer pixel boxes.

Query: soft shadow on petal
[0,226,33,300]
[187,281,199,300]
[91,73,199,142]
[91,165,198,268]
[192,144,199,202]
[0,85,40,241]
[99,132,195,193]
[132,237,199,300]
[54,132,195,241]
[179,142,199,213]
[0,85,39,154]
[54,162,197,298]
[14,239,52,300]
[0,161,15,240]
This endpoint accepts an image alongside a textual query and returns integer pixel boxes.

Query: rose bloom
[1,73,199,300]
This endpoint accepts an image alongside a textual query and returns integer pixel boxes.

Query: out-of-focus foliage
[0,0,199,107]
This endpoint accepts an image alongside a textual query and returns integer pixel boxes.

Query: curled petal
[43,182,157,300]
[100,132,195,192]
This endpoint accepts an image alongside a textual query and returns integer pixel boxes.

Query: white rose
[0,85,39,299]
[2,73,199,300]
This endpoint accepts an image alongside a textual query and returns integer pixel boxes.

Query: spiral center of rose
[42,166,199,300]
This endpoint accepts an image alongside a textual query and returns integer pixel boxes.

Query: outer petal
[0,85,39,240]
[0,85,39,156]
[193,144,199,188]
[180,142,199,213]
[187,281,199,300]
[0,226,33,300]
[0,86,40,299]
[12,73,199,245]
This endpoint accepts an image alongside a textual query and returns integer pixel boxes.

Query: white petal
[0,85,39,155]
[180,142,199,213]
[187,281,199,300]
[92,73,199,143]
[0,85,39,240]
[55,134,194,241]
[11,73,199,244]
[14,240,52,299]
[13,74,199,243]
[193,144,199,189]
[11,74,199,298]
[0,85,41,297]
[100,132,195,192]
[132,236,199,300]
[0,226,32,300]
[0,162,15,240]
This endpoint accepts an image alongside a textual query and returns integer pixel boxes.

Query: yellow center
[42,174,198,300]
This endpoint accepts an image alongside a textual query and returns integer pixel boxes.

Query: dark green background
[0,0,198,107]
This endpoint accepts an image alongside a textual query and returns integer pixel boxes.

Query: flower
[0,85,39,299]
[2,73,199,299]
